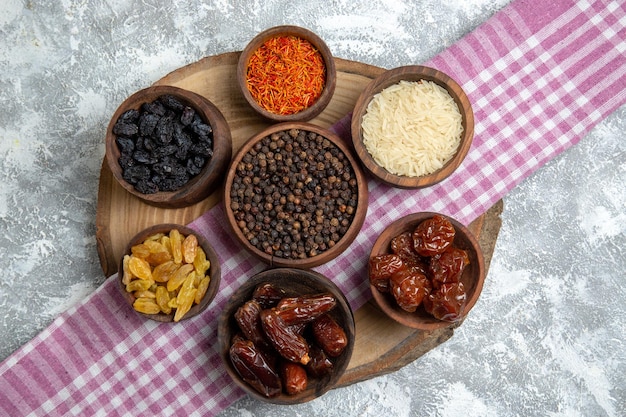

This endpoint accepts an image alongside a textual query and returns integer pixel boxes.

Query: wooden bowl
[118,224,221,322]
[237,25,337,122]
[351,65,474,188]
[369,212,484,330]
[222,122,368,269]
[105,85,232,208]
[218,268,355,404]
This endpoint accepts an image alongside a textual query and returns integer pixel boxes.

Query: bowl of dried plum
[105,85,232,208]
[218,268,355,404]
[118,223,221,322]
[222,122,368,269]
[368,212,485,330]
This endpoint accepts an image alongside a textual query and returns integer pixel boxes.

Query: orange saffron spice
[246,35,326,115]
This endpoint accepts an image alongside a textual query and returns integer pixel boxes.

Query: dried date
[275,293,337,326]
[252,282,287,309]
[229,339,282,398]
[311,314,348,357]
[279,361,308,395]
[234,300,269,350]
[260,308,310,365]
[306,345,334,377]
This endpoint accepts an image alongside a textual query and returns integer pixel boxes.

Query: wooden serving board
[95,52,503,387]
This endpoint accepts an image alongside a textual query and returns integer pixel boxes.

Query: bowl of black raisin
[105,85,232,208]
[222,122,368,269]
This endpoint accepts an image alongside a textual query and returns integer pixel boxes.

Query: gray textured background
[1,1,624,416]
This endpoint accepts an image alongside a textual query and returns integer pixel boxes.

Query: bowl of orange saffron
[237,26,337,122]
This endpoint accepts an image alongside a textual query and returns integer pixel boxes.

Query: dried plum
[113,94,213,194]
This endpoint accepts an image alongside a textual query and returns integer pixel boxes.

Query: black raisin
[191,142,213,157]
[152,144,178,159]
[141,101,167,116]
[186,156,206,176]
[138,112,160,137]
[158,94,185,111]
[191,122,212,139]
[118,109,140,124]
[116,137,135,154]
[154,114,174,144]
[112,122,138,137]
[135,179,159,194]
[180,106,195,125]
[133,150,157,165]
[122,165,151,184]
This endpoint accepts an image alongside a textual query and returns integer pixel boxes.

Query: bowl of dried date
[368,212,485,330]
[105,85,232,208]
[222,122,368,269]
[218,268,355,404]
[237,25,336,122]
[118,224,221,322]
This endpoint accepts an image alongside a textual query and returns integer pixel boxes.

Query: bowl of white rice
[351,65,474,189]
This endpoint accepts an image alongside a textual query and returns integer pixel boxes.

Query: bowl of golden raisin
[218,268,355,404]
[368,212,485,330]
[119,224,221,322]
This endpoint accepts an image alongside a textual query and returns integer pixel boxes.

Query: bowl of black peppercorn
[222,122,368,269]
[105,85,232,208]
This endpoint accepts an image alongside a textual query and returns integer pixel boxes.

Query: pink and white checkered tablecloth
[1,1,624,415]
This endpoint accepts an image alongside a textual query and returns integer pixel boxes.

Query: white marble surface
[1,1,624,416]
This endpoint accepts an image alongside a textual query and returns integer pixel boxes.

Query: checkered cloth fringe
[1,1,624,415]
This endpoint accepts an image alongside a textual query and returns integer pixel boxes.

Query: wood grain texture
[95,52,503,387]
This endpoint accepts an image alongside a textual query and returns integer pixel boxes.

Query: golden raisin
[126,278,154,293]
[155,285,171,314]
[182,234,198,264]
[122,255,133,286]
[170,229,183,264]
[166,263,194,292]
[152,260,179,283]
[193,247,211,276]
[195,276,210,304]
[128,256,153,280]
[133,298,161,315]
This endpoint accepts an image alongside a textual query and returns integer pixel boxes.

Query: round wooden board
[96,52,503,387]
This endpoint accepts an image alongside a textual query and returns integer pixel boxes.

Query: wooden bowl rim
[369,212,485,330]
[236,25,337,122]
[117,223,222,322]
[105,85,233,208]
[351,65,475,189]
[222,121,369,269]
[217,267,356,404]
